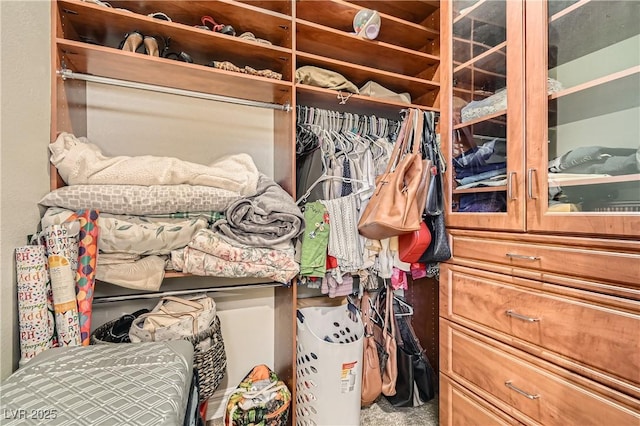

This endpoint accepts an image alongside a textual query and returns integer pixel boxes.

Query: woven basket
[90,315,227,402]
[188,315,227,401]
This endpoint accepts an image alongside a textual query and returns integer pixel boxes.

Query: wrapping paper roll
[15,246,53,364]
[75,210,99,346]
[45,225,81,346]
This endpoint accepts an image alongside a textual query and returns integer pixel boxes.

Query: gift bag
[224,364,291,426]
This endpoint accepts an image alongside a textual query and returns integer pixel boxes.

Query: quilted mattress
[0,340,194,425]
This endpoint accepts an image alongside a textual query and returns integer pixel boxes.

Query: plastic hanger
[295,174,369,205]
[393,295,414,317]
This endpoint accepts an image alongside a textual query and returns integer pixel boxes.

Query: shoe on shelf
[148,12,172,21]
[118,31,144,53]
[143,36,160,57]
[200,16,236,36]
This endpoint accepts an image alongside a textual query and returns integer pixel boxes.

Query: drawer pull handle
[505,381,540,400]
[506,253,540,261]
[507,172,516,200]
[527,168,537,200]
[506,310,540,323]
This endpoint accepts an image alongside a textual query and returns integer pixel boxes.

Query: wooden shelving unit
[51,2,443,423]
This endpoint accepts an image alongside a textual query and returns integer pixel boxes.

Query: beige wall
[0,0,52,380]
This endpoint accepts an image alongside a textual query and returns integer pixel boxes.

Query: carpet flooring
[209,396,439,425]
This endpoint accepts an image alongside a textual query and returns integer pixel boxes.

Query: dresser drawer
[441,320,640,425]
[440,374,524,426]
[440,264,640,393]
[451,234,640,287]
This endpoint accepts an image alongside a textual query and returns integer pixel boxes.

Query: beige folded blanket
[50,132,260,196]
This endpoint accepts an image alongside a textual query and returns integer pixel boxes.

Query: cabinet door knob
[506,310,541,323]
[527,168,537,199]
[505,381,540,400]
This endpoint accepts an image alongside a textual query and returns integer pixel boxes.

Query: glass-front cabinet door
[526,1,640,237]
[442,0,526,231]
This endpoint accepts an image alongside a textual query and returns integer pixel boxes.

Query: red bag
[398,221,431,263]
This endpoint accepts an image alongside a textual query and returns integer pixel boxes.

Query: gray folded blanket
[212,174,305,247]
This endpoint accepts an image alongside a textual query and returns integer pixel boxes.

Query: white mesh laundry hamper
[295,305,364,426]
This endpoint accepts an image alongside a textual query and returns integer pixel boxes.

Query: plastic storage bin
[295,304,364,426]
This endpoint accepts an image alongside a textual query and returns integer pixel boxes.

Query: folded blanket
[212,174,304,248]
[171,229,299,283]
[42,207,209,255]
[50,133,260,196]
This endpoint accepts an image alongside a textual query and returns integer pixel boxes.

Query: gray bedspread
[212,174,304,248]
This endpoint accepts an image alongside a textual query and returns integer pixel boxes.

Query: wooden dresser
[438,0,640,424]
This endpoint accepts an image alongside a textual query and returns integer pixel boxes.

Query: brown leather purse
[358,109,431,240]
[360,291,383,406]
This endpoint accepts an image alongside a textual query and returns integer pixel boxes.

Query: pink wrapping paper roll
[15,245,54,364]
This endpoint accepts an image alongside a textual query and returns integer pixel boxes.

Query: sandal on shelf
[118,31,144,53]
[147,12,172,21]
[238,32,273,45]
[200,16,236,36]
[161,37,194,63]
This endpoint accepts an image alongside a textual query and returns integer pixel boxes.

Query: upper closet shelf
[549,0,640,68]
[57,40,293,105]
[349,0,440,26]
[296,19,439,79]
[57,0,293,81]
[105,0,293,46]
[296,0,439,53]
[296,51,439,108]
[453,0,506,28]
[296,85,437,121]
[549,66,639,127]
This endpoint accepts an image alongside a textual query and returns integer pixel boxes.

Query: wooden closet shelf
[236,0,292,16]
[549,0,640,68]
[453,186,507,195]
[57,40,293,105]
[57,0,293,78]
[454,41,506,74]
[296,19,439,78]
[296,85,436,120]
[296,51,439,108]
[548,173,640,188]
[453,110,507,130]
[349,0,440,26]
[296,0,439,53]
[548,67,640,127]
[76,0,293,47]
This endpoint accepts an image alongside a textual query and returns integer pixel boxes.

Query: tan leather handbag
[358,109,431,240]
[360,291,383,406]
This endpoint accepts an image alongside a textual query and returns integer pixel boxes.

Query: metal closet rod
[58,69,291,112]
[93,282,283,304]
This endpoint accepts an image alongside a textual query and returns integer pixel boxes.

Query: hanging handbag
[398,221,432,263]
[385,296,437,407]
[358,109,431,240]
[372,287,398,397]
[360,291,383,406]
[419,213,452,264]
[129,294,216,342]
[423,111,446,216]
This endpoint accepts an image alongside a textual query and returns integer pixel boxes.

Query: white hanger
[295,174,369,205]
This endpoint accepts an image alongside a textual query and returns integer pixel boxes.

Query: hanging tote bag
[360,291,383,406]
[129,294,216,342]
[358,109,431,240]
[419,213,452,264]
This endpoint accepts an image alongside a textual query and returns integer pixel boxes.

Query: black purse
[419,213,452,263]
[423,111,445,216]
[385,296,437,407]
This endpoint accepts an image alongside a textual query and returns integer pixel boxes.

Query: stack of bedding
[39,132,303,291]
